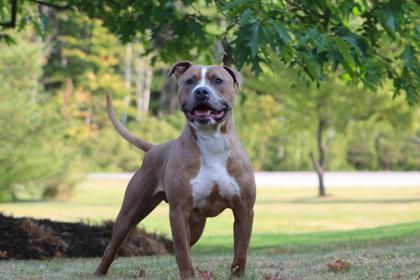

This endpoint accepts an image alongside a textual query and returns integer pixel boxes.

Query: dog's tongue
[195,110,211,119]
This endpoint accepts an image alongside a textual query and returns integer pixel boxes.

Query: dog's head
[168,61,242,126]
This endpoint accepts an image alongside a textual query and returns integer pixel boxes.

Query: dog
[94,61,256,279]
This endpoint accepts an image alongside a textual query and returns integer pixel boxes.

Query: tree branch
[284,0,322,18]
[31,0,72,10]
[214,0,227,18]
[0,0,17,28]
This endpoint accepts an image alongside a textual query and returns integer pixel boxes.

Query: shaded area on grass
[0,214,173,260]
[193,220,420,255]
[258,198,420,204]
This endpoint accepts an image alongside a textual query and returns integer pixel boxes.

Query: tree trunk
[158,69,178,115]
[135,58,152,121]
[122,43,132,125]
[310,118,327,196]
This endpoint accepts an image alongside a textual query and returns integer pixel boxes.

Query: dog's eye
[186,79,194,85]
[215,78,223,84]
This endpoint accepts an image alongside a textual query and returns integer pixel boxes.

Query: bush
[0,38,79,201]
[74,113,182,172]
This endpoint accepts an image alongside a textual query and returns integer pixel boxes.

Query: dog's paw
[230,265,242,278]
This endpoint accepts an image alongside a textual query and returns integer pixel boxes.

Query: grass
[1,179,420,279]
[1,179,420,236]
[0,222,419,279]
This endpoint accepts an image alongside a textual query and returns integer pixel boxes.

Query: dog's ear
[223,66,243,90]
[168,61,193,79]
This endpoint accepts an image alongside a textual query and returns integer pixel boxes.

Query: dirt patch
[0,214,173,259]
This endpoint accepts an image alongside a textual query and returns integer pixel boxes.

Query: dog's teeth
[195,110,211,117]
[213,111,224,118]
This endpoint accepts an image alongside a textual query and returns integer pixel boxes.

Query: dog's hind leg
[94,167,162,276]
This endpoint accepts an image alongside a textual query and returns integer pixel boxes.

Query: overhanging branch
[0,0,17,28]
[32,0,72,10]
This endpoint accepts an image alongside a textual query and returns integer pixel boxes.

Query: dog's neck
[194,125,228,157]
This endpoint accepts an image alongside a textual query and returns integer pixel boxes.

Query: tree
[1,0,418,104]
[243,58,416,196]
[1,1,419,200]
[0,34,77,201]
[40,11,128,128]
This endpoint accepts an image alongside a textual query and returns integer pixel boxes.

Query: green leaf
[400,45,415,70]
[249,21,260,58]
[273,22,291,45]
[352,6,359,16]
[341,73,352,82]
[239,9,253,26]
[297,28,319,48]
[251,56,262,75]
[405,86,417,105]
[0,34,16,45]
[386,13,396,32]
[302,52,318,80]
[222,0,250,10]
[261,24,276,49]
[334,37,356,72]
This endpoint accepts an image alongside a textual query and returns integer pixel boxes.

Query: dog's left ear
[168,61,193,79]
[223,66,243,90]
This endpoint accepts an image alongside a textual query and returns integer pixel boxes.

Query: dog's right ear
[168,61,193,79]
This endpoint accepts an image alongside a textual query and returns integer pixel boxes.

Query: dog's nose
[194,87,209,101]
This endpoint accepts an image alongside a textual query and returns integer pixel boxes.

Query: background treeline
[0,12,418,201]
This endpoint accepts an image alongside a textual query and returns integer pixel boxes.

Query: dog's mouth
[183,104,228,123]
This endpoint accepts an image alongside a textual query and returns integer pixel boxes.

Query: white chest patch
[190,129,240,209]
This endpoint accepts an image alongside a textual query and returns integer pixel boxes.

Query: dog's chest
[190,131,240,210]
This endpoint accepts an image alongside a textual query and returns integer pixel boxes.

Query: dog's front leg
[231,201,254,278]
[170,205,194,280]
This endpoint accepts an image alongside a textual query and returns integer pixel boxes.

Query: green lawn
[1,179,420,236]
[1,222,419,279]
[1,179,420,279]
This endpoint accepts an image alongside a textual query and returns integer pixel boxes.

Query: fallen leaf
[263,272,281,280]
[394,273,402,280]
[199,270,214,280]
[326,259,351,272]
[0,250,8,258]
[139,268,146,278]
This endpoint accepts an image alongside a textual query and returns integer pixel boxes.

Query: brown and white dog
[94,61,256,279]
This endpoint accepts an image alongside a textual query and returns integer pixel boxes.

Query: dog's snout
[194,87,209,101]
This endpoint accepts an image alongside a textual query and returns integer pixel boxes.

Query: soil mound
[0,214,173,259]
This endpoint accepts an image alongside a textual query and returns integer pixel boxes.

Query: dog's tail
[106,94,153,152]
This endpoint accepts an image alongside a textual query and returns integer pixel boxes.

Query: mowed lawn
[1,178,420,236]
[1,179,420,279]
[1,222,420,279]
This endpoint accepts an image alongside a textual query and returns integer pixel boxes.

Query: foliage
[240,61,419,171]
[235,93,284,170]
[73,114,182,172]
[42,12,128,128]
[0,3,419,202]
[1,0,418,104]
[0,36,78,201]
[35,11,184,172]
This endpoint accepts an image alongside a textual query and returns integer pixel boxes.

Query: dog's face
[169,61,243,125]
